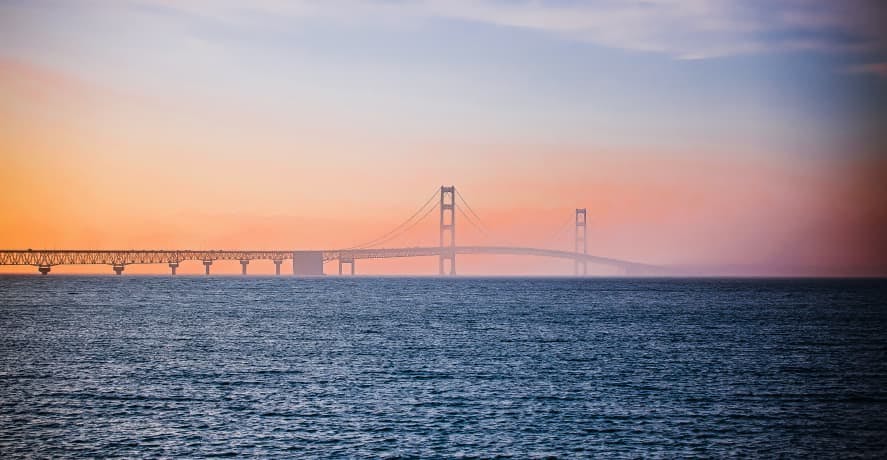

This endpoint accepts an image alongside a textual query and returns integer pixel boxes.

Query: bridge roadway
[0,247,660,274]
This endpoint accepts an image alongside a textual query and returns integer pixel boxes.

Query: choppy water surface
[1,277,885,457]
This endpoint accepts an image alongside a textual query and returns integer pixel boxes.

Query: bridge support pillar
[273,259,283,276]
[293,251,324,276]
[203,260,212,275]
[169,262,179,275]
[439,185,456,276]
[240,259,249,275]
[112,264,125,275]
[338,258,355,276]
[575,208,588,277]
[38,264,51,275]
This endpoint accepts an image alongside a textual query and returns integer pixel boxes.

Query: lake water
[1,277,885,457]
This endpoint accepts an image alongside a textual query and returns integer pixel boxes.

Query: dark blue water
[1,277,885,457]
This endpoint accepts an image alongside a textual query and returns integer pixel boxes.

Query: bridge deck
[0,247,658,272]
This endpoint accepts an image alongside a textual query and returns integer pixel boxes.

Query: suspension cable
[455,189,487,231]
[543,213,577,249]
[457,205,488,237]
[364,201,440,248]
[344,187,440,250]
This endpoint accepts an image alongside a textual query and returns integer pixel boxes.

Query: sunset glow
[1,1,885,275]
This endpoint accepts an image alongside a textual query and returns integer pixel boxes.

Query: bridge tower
[575,208,587,276]
[439,185,456,275]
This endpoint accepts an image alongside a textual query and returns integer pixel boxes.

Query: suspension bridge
[0,186,662,276]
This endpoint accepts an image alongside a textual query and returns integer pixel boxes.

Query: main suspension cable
[345,189,440,249]
[457,204,488,237]
[364,201,440,248]
[344,187,440,250]
[544,213,578,249]
[455,189,487,231]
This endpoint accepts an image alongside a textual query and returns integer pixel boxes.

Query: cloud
[0,56,110,102]
[149,0,887,59]
[17,0,887,60]
[845,62,887,77]
[423,0,887,59]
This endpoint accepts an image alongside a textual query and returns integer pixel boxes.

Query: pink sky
[1,2,886,276]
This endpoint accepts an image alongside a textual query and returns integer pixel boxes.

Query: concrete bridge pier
[293,251,324,276]
[273,259,283,275]
[38,264,51,275]
[203,260,213,275]
[240,259,249,275]
[112,264,125,275]
[338,258,355,276]
[169,262,179,275]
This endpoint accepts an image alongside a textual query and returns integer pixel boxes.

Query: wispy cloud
[845,62,887,77]
[135,0,887,60]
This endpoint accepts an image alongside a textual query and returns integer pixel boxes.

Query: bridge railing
[0,250,294,266]
[0,247,664,274]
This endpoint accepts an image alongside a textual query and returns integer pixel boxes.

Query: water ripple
[1,277,886,457]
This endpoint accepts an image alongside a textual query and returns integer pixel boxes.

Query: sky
[1,0,886,276]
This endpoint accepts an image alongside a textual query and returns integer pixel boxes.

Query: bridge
[0,186,662,276]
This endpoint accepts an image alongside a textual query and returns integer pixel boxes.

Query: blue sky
[2,0,885,158]
[2,0,886,274]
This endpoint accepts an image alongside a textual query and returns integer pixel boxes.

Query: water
[1,277,885,457]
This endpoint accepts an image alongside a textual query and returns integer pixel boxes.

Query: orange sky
[2,26,885,276]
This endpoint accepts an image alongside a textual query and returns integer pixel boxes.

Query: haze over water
[3,1,887,276]
[3,0,887,457]
[2,276,885,457]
